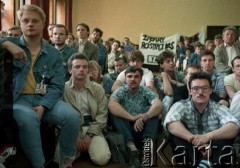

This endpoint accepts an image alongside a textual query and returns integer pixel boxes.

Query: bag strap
[115,145,128,168]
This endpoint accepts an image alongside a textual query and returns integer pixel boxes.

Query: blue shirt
[211,70,226,96]
[164,98,240,134]
[111,85,158,116]
[96,42,107,72]
[102,71,118,95]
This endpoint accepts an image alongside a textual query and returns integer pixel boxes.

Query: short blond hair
[17,5,46,23]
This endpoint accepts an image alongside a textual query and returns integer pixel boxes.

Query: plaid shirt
[164,98,240,134]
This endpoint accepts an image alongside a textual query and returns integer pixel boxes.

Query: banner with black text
[139,33,180,65]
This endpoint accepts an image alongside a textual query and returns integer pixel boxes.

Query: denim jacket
[0,36,65,110]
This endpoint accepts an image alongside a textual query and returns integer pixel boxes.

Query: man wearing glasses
[164,71,239,167]
[224,55,240,103]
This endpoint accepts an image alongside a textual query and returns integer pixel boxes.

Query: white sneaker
[59,157,74,168]
[0,145,16,160]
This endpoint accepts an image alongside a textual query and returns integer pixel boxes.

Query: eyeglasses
[21,19,40,24]
[234,65,240,69]
[191,86,210,92]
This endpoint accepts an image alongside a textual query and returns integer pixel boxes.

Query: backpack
[104,131,129,168]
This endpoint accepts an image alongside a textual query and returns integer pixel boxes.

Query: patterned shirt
[102,71,118,95]
[111,85,158,116]
[163,98,240,134]
[154,71,184,100]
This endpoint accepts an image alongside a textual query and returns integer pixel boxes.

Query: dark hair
[201,49,215,60]
[112,40,120,46]
[107,37,115,42]
[194,43,203,49]
[231,55,240,67]
[188,71,212,89]
[129,50,145,62]
[183,64,201,76]
[156,50,174,66]
[67,33,75,39]
[76,23,90,32]
[115,55,127,64]
[92,28,103,37]
[53,24,68,35]
[124,66,143,77]
[68,53,89,70]
[214,34,222,40]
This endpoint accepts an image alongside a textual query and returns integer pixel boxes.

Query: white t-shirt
[224,74,240,92]
[116,67,153,86]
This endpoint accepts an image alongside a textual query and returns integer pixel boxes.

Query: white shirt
[116,67,153,86]
[74,88,90,116]
[225,43,238,66]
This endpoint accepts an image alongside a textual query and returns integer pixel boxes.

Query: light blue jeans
[13,95,80,168]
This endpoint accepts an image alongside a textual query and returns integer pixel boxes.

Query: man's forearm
[206,122,239,140]
[167,121,194,142]
[108,98,133,121]
[146,99,162,118]
[161,73,173,96]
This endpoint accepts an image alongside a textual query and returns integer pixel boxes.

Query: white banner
[139,33,180,65]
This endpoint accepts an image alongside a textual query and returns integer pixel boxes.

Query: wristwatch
[86,133,95,138]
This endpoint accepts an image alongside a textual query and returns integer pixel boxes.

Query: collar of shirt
[79,40,87,45]
[190,98,210,117]
[123,84,144,93]
[224,42,236,47]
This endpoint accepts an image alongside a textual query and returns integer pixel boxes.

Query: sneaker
[0,145,16,160]
[59,157,74,168]
[129,150,141,168]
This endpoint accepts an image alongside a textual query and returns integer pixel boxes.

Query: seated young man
[200,49,229,107]
[230,91,240,157]
[154,50,185,119]
[108,66,162,167]
[224,55,240,103]
[111,50,154,92]
[102,56,127,96]
[173,64,201,103]
[62,53,111,166]
[164,71,239,167]
[1,5,80,168]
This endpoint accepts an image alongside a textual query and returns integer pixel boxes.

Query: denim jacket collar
[18,35,48,55]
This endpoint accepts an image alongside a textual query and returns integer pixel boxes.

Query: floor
[3,133,240,168]
[3,133,174,168]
